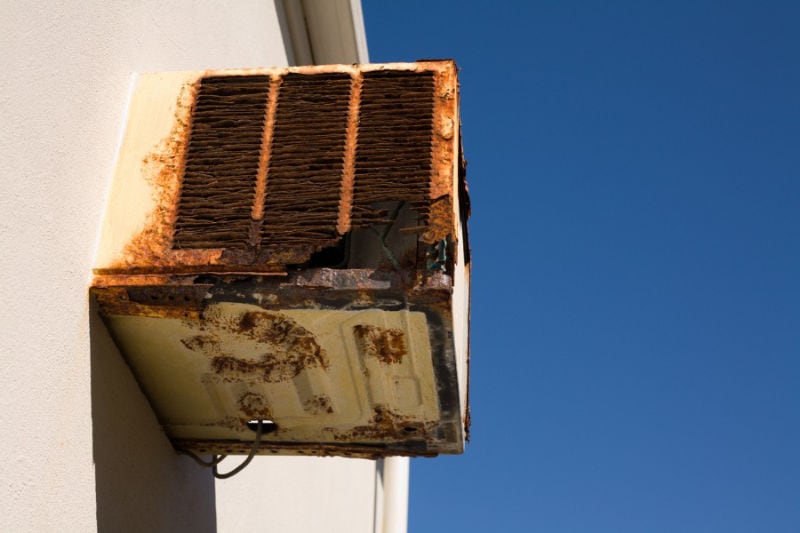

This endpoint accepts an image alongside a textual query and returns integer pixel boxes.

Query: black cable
[212,419,265,479]
[177,449,227,468]
[175,419,265,479]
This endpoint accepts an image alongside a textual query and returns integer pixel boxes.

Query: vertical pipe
[381,457,409,533]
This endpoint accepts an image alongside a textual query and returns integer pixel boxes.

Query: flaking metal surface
[96,61,461,273]
[173,75,270,249]
[92,61,469,458]
[93,270,462,457]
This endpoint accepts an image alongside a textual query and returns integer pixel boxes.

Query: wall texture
[0,2,285,531]
[216,457,380,532]
[0,2,385,531]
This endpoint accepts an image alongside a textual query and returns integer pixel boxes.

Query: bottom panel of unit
[93,270,465,458]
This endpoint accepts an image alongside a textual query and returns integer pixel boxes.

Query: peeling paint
[237,392,272,419]
[303,395,334,415]
[117,82,201,268]
[353,324,407,364]
[94,61,465,276]
[334,406,435,443]
[181,308,328,383]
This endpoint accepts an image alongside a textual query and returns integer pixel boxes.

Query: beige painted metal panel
[106,304,439,444]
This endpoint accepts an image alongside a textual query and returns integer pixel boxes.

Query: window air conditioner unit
[91,60,470,458]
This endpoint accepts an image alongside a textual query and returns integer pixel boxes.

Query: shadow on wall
[90,299,217,532]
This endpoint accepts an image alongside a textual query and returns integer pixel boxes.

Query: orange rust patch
[210,354,308,383]
[353,324,407,364]
[421,195,454,244]
[337,74,362,234]
[259,72,352,257]
[111,81,234,271]
[114,84,193,268]
[181,308,328,383]
[252,76,281,221]
[90,274,172,287]
[93,287,201,320]
[333,406,432,442]
[429,61,458,200]
[102,62,462,273]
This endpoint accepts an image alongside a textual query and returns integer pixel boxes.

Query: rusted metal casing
[92,61,470,458]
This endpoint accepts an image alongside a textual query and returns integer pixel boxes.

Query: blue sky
[364,2,800,531]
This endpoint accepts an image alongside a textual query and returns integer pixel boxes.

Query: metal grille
[173,69,438,262]
[261,73,351,251]
[174,75,270,249]
[353,71,435,225]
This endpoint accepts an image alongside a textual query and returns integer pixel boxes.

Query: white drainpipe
[381,457,410,533]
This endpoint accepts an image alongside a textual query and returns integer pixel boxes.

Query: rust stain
[99,61,462,275]
[92,61,469,460]
[108,79,277,273]
[90,274,172,288]
[421,194,454,244]
[175,75,270,250]
[237,391,273,419]
[181,308,328,383]
[259,72,352,263]
[114,82,197,269]
[429,61,458,200]
[353,324,407,364]
[180,334,221,354]
[93,265,286,277]
[252,75,282,221]
[303,394,334,415]
[351,70,436,229]
[93,286,201,320]
[193,416,252,432]
[173,438,437,459]
[334,406,433,442]
[337,73,362,235]
[110,83,238,273]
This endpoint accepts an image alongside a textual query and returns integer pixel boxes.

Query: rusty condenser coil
[92,61,470,459]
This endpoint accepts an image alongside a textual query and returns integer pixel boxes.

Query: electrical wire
[177,450,227,468]
[176,419,265,479]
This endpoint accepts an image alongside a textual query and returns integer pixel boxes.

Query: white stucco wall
[216,457,380,532]
[0,2,383,532]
